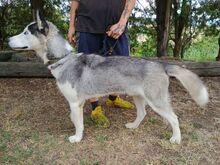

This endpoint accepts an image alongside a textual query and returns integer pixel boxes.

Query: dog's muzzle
[12,46,28,50]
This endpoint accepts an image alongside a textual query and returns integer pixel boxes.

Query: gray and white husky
[8,13,209,144]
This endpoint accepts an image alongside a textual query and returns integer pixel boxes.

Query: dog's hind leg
[125,96,146,129]
[68,101,84,143]
[147,97,181,144]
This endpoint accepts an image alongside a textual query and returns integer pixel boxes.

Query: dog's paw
[125,122,138,129]
[169,136,181,144]
[68,135,82,143]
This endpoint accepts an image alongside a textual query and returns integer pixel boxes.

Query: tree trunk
[30,0,44,21]
[173,0,181,58]
[173,0,190,58]
[216,36,220,61]
[155,0,171,57]
[0,30,3,50]
[173,39,182,58]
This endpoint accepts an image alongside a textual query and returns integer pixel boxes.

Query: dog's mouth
[12,46,28,50]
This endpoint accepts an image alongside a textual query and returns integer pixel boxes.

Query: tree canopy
[0,0,219,60]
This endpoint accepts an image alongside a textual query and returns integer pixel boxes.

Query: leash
[98,25,119,56]
[46,50,74,66]
[102,36,119,56]
[62,50,74,58]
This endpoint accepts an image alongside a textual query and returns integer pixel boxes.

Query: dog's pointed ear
[36,9,49,36]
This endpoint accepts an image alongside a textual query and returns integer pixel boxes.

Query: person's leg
[104,33,134,109]
[77,32,103,54]
[77,32,102,107]
[77,32,110,127]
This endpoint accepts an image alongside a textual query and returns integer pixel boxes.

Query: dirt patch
[0,77,219,164]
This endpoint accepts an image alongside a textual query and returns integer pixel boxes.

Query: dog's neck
[41,22,74,59]
[47,34,73,58]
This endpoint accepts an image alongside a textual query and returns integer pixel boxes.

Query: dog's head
[8,10,73,65]
[8,10,49,51]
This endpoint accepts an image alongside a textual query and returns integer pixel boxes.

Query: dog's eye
[24,31,28,35]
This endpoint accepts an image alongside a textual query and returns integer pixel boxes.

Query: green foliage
[0,0,219,61]
[43,1,70,36]
[134,0,219,59]
[0,0,69,49]
[129,7,156,57]
[130,38,156,57]
[184,35,218,61]
[196,0,220,35]
[0,0,32,49]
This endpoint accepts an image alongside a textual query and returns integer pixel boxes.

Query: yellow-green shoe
[106,96,135,109]
[90,106,110,128]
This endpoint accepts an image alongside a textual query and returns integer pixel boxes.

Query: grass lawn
[0,77,220,164]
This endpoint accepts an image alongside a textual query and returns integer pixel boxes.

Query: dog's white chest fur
[57,82,78,103]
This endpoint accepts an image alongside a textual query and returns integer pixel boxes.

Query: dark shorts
[76,32,129,56]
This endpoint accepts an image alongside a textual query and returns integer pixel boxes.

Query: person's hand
[106,22,126,39]
[68,26,76,46]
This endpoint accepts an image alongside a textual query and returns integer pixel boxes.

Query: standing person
[68,0,136,127]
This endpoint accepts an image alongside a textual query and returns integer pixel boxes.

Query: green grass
[95,135,109,143]
[184,36,218,62]
[0,78,219,164]
[148,117,159,124]
[80,159,101,165]
[131,35,218,62]
[0,129,33,164]
[0,126,59,164]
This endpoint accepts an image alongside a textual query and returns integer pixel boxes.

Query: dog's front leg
[36,51,49,64]
[42,54,50,65]
[68,101,84,143]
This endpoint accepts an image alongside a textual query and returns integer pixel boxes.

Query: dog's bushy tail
[165,64,209,107]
